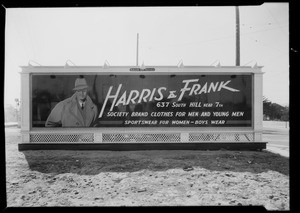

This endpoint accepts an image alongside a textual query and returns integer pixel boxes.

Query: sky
[5,4,289,107]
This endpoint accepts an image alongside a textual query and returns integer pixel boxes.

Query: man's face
[76,89,88,101]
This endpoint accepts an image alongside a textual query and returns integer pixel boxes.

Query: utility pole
[136,33,139,66]
[235,6,240,66]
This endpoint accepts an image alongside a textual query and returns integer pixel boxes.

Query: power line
[262,4,288,38]
[242,35,289,55]
[142,24,288,53]
[240,25,288,36]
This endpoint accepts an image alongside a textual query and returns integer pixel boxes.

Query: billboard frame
[19,65,265,150]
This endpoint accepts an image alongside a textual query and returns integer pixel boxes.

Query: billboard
[31,74,252,128]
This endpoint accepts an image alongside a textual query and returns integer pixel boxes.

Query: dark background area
[31,74,252,127]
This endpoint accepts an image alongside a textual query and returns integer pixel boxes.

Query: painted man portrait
[45,77,98,127]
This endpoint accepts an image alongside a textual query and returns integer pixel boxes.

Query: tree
[281,106,289,121]
[4,104,18,122]
[263,96,272,120]
[263,96,289,121]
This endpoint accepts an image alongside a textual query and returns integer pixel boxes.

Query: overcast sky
[5,3,289,106]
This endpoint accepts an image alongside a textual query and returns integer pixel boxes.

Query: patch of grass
[21,150,289,176]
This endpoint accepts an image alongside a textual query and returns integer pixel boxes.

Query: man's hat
[73,78,88,91]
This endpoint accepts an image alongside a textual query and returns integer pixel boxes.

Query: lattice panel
[29,133,94,143]
[102,133,181,143]
[189,133,254,142]
[28,132,254,143]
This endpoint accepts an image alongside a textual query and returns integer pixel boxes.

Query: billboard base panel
[18,142,267,151]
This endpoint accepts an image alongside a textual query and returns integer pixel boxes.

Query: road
[263,127,289,146]
[262,121,289,157]
[262,121,289,146]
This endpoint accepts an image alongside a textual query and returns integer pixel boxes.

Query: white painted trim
[253,71,264,141]
[20,66,264,143]
[20,66,264,74]
[29,127,254,132]
[20,72,30,132]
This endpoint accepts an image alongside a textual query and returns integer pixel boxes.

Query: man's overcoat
[45,93,98,127]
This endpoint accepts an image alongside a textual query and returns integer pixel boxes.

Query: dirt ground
[5,129,289,210]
